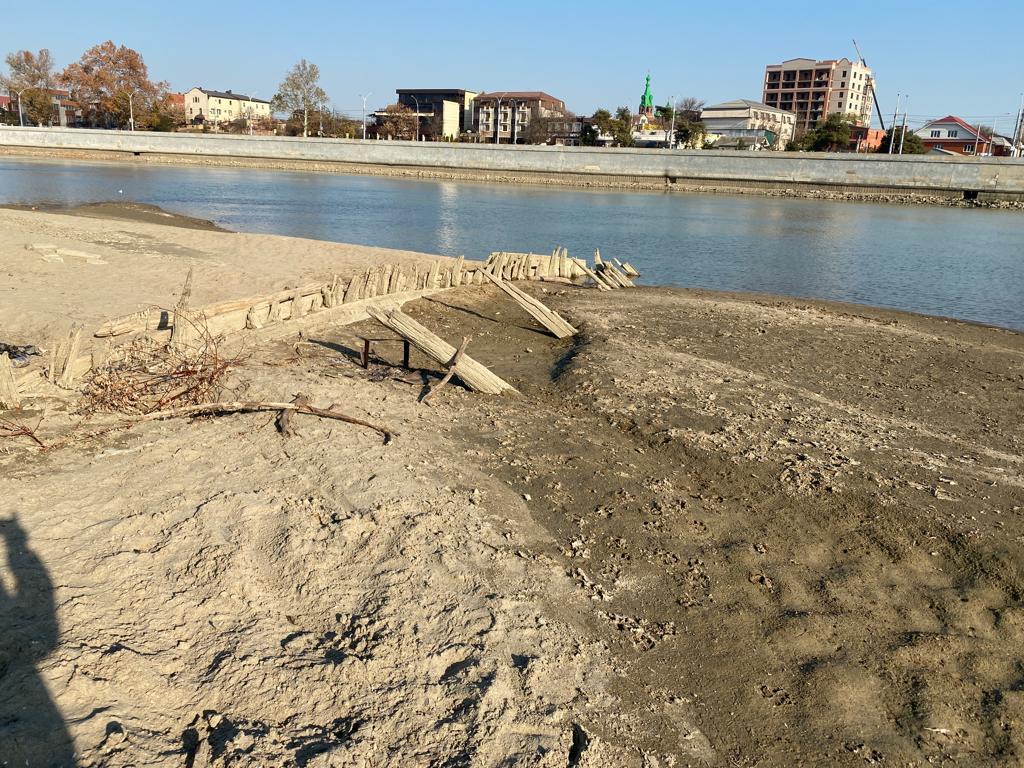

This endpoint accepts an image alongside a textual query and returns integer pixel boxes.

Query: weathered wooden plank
[481,270,578,339]
[365,305,515,395]
[572,258,614,291]
[0,353,20,409]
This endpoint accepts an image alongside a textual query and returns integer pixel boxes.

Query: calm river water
[3,156,1023,330]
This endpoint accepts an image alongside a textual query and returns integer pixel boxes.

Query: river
[3,156,1022,331]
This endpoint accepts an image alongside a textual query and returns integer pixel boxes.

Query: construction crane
[853,39,886,132]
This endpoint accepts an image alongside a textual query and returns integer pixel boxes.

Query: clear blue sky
[8,0,1024,134]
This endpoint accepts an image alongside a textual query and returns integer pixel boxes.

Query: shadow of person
[0,516,76,767]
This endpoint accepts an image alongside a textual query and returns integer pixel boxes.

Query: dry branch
[129,400,395,443]
[423,336,471,404]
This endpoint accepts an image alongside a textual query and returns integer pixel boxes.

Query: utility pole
[127,91,135,131]
[410,94,420,141]
[360,92,372,140]
[888,94,900,154]
[898,98,908,154]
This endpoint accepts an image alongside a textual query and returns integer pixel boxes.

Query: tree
[375,103,417,140]
[2,49,56,125]
[271,59,327,138]
[283,108,358,138]
[59,41,166,128]
[876,127,927,154]
[591,108,613,134]
[800,113,855,152]
[579,123,600,146]
[670,98,707,149]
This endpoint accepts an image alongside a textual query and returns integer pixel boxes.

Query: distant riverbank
[4,126,1024,208]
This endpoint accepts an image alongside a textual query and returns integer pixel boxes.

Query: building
[762,57,874,134]
[700,99,796,149]
[475,92,567,144]
[395,89,478,139]
[915,116,991,156]
[850,125,885,152]
[639,74,654,118]
[6,88,82,126]
[183,87,271,127]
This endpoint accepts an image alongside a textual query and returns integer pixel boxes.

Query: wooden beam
[365,305,515,395]
[481,270,578,338]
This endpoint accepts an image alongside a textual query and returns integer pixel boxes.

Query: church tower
[639,74,654,117]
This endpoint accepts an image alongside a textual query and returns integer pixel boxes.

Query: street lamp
[126,90,135,131]
[14,88,26,127]
[360,92,372,140]
[247,92,257,136]
[666,94,678,148]
[495,95,519,145]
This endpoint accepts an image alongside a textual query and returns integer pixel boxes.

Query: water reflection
[2,157,1022,330]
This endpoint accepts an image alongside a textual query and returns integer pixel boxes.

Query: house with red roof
[914,116,990,156]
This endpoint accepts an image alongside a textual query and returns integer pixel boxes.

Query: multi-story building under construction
[762,57,874,135]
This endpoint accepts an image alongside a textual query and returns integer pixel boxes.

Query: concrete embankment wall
[4,126,1024,200]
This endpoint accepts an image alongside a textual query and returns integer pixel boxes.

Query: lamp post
[126,90,135,131]
[247,92,257,136]
[494,96,503,144]
[666,94,678,149]
[410,94,420,142]
[360,92,372,140]
[15,88,26,127]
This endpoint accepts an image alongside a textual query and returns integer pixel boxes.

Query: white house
[184,87,271,127]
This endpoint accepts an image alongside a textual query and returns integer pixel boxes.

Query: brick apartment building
[475,92,567,144]
[914,116,991,155]
[762,57,874,135]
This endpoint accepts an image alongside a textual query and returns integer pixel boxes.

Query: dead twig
[128,400,396,444]
[0,417,46,448]
[422,335,471,405]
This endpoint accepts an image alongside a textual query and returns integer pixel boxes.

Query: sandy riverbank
[2,208,1023,766]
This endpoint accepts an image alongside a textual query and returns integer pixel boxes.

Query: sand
[2,208,1023,767]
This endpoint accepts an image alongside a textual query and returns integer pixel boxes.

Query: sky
[7,0,1024,134]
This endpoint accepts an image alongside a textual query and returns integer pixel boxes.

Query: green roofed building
[639,74,654,117]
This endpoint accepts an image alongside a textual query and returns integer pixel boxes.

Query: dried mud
[2,282,1023,767]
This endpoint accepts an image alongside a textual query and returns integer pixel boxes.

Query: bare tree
[2,49,56,125]
[271,59,327,138]
[375,103,417,140]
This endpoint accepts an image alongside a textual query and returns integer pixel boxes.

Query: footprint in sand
[25,243,107,265]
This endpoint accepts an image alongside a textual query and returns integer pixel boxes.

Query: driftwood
[49,325,84,389]
[572,258,614,291]
[620,261,641,277]
[423,336,470,404]
[481,271,577,338]
[131,400,395,443]
[603,261,635,287]
[0,354,20,409]
[275,393,310,437]
[366,305,515,395]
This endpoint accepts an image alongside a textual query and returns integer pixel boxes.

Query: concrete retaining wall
[4,126,1024,197]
